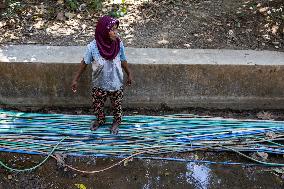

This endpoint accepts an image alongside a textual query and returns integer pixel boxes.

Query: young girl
[71,16,132,135]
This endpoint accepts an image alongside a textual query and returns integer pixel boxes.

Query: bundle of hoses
[1,109,284,171]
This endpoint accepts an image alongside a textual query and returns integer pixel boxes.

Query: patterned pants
[92,87,123,125]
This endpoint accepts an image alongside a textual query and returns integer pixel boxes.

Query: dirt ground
[1,151,284,189]
[1,0,284,188]
[4,104,284,121]
[0,0,283,51]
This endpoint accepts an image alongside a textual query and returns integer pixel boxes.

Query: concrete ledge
[1,45,284,110]
[1,45,284,65]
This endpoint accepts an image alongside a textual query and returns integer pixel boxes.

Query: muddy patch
[1,151,284,189]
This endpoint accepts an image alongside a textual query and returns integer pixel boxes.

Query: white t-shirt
[83,40,127,91]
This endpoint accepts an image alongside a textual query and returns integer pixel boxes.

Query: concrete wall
[1,45,284,110]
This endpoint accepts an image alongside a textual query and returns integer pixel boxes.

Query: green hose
[0,136,68,172]
[218,145,284,167]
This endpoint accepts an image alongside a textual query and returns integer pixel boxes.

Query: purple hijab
[95,16,120,60]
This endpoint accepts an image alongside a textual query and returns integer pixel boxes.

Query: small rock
[256,152,268,161]
[202,22,208,26]
[265,131,276,139]
[27,40,37,44]
[34,20,45,29]
[274,168,284,174]
[57,0,64,5]
[45,28,51,33]
[262,34,270,40]
[26,13,32,19]
[259,7,269,13]
[79,3,87,12]
[39,4,47,14]
[184,43,191,48]
[251,152,268,161]
[123,160,129,166]
[271,25,279,35]
[228,29,234,37]
[272,41,280,45]
[65,12,75,19]
[157,39,169,45]
[113,0,123,3]
[0,21,6,28]
[56,12,65,21]
[75,110,83,114]
[257,111,273,120]
[26,25,33,32]
[81,24,87,30]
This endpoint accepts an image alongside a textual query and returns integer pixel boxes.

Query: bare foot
[110,122,119,135]
[90,121,100,131]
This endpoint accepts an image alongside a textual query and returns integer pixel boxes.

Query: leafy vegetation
[1,0,23,18]
[89,0,103,10]
[65,0,79,11]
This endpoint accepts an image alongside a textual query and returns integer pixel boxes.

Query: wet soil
[1,151,284,189]
[3,104,284,121]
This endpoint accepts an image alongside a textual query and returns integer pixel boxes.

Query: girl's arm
[71,59,88,92]
[121,60,133,86]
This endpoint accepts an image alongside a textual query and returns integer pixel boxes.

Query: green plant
[66,0,79,11]
[109,0,127,18]
[1,0,23,18]
[89,0,103,10]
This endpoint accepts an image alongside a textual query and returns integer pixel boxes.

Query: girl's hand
[71,80,78,93]
[126,74,133,86]
[71,60,88,93]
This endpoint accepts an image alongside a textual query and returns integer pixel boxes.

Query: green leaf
[90,0,103,10]
[121,7,127,14]
[75,184,87,189]
[66,0,79,11]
